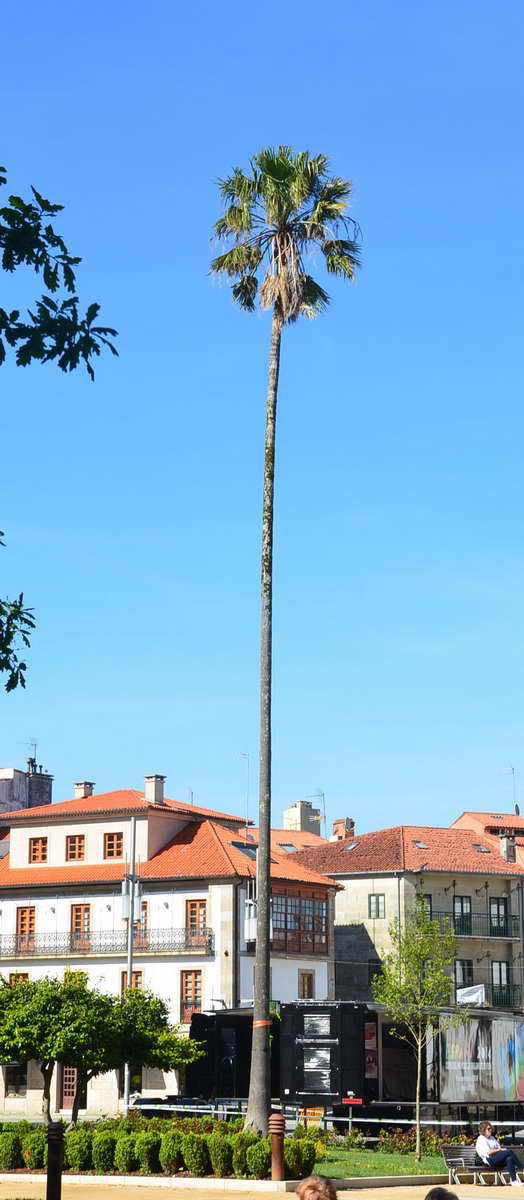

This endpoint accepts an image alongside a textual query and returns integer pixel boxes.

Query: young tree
[0,166,118,691]
[372,898,467,1159]
[0,973,203,1125]
[211,146,360,1134]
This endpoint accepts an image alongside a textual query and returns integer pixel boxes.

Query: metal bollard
[268,1112,286,1181]
[46,1121,64,1200]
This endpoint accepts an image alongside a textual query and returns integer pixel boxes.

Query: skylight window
[344,842,359,851]
[413,840,428,849]
[278,843,297,852]
[472,843,491,854]
[231,841,257,860]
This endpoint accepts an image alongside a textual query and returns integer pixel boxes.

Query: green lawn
[315,1149,445,1178]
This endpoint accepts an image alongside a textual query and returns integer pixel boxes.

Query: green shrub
[21,1128,47,1170]
[231,1131,258,1178]
[293,1123,307,1139]
[181,1132,210,1176]
[342,1127,368,1150]
[92,1131,116,1174]
[0,1131,22,1170]
[114,1134,138,1173]
[159,1129,183,1174]
[300,1139,317,1175]
[134,1131,161,1174]
[207,1132,232,1177]
[283,1137,303,1179]
[65,1127,93,1172]
[246,1139,271,1179]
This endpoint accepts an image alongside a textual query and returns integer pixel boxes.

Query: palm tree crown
[211,145,361,324]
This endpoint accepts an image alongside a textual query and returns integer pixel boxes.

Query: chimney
[144,774,165,804]
[282,800,321,836]
[331,817,355,841]
[73,781,95,800]
[500,835,516,863]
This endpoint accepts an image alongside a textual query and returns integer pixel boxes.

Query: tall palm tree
[211,146,360,1133]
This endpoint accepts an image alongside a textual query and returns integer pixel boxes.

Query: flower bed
[0,1118,317,1181]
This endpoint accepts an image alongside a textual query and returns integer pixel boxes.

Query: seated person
[476,1121,523,1185]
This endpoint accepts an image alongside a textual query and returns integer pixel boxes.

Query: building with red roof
[0,771,336,1117]
[291,812,524,1013]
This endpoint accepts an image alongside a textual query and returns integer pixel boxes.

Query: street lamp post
[122,815,141,1116]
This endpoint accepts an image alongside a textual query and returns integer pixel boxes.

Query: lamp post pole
[123,815,137,1116]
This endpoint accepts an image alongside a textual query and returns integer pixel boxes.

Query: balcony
[433,911,520,939]
[1,927,215,959]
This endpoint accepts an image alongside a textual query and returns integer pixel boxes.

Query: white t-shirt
[476,1134,501,1162]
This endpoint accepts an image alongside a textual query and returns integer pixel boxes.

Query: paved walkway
[0,1184,519,1200]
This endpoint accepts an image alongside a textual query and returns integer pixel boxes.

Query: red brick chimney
[332,817,355,841]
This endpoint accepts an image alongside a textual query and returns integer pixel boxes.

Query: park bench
[441,1144,516,1186]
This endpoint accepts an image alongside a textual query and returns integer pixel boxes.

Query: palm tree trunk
[244,312,282,1134]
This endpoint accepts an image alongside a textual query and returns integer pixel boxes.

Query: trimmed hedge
[159,1129,183,1174]
[21,1127,47,1169]
[246,1139,271,1179]
[114,1134,138,1173]
[207,1131,233,1177]
[0,1131,22,1170]
[181,1132,210,1176]
[231,1131,258,1178]
[92,1130,116,1174]
[283,1138,303,1179]
[135,1130,161,1174]
[65,1127,93,1172]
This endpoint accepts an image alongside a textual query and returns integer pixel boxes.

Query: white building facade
[0,776,336,1117]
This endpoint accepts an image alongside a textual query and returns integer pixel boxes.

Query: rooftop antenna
[307,789,326,838]
[498,765,517,811]
[187,787,194,805]
[241,752,250,834]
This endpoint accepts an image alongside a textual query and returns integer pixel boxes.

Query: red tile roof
[1,789,247,825]
[290,823,524,876]
[0,819,337,889]
[452,811,524,833]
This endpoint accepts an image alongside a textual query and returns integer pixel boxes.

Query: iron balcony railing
[0,926,214,959]
[432,910,520,939]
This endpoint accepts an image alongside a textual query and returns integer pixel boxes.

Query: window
[455,959,474,988]
[472,843,491,854]
[413,840,428,849]
[121,970,143,990]
[29,837,47,863]
[490,897,508,936]
[66,834,85,862]
[16,906,35,951]
[70,903,91,949]
[298,970,315,999]
[104,832,123,859]
[454,895,472,935]
[180,969,202,1022]
[5,1062,27,1097]
[9,973,28,985]
[491,960,513,1004]
[344,842,359,851]
[271,891,328,954]
[279,843,297,852]
[368,894,385,919]
[186,900,207,946]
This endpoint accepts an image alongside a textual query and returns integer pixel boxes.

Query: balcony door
[16,906,35,952]
[70,904,91,951]
[180,969,202,1022]
[491,960,512,1005]
[454,895,472,935]
[490,897,508,937]
[186,900,207,948]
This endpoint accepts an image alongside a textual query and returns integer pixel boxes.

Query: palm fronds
[210,145,361,324]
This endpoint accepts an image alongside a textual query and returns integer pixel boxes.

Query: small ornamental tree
[371,897,467,1160]
[0,973,204,1125]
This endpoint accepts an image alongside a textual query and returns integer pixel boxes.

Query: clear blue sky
[1,0,523,833]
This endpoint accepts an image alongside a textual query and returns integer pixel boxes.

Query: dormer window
[29,837,47,864]
[104,832,123,859]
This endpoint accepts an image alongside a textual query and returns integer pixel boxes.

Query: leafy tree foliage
[0,167,118,690]
[0,166,118,379]
[0,972,203,1125]
[372,897,467,1159]
[211,145,360,1133]
[0,532,34,691]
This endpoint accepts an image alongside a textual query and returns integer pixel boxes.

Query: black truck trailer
[189,1000,524,1128]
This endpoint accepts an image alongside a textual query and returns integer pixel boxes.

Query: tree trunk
[415,1037,422,1160]
[41,1063,54,1124]
[69,1072,87,1128]
[244,313,282,1134]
